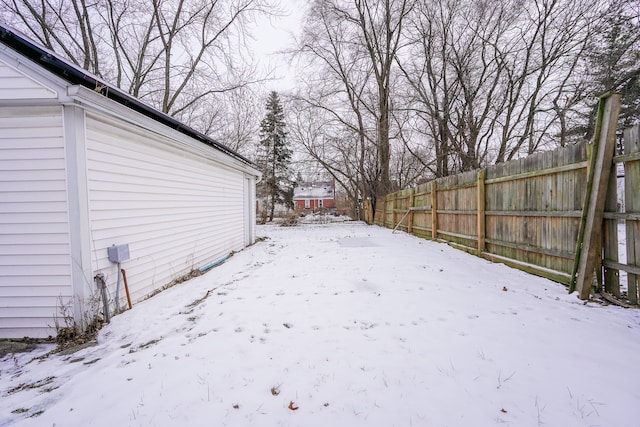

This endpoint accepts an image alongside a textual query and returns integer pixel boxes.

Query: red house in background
[293,181,336,212]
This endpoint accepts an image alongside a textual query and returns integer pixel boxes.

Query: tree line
[2,0,638,216]
[0,0,271,151]
[290,0,639,212]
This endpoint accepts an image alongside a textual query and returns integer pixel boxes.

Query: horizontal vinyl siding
[0,106,71,338]
[0,60,57,99]
[86,114,245,305]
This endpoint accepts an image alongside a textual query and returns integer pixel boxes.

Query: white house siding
[0,106,72,338]
[85,113,246,306]
[0,60,57,99]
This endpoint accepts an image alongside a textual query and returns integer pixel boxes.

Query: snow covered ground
[2,221,640,427]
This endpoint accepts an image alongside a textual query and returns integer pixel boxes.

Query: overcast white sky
[250,0,306,91]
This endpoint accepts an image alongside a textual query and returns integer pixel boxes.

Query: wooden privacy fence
[370,95,639,305]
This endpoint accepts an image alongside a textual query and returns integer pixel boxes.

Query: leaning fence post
[571,93,621,299]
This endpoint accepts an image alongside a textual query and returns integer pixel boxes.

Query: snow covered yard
[1,221,639,427]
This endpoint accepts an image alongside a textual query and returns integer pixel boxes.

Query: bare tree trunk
[354,0,413,195]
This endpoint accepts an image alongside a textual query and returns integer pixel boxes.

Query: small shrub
[279,213,299,227]
[54,296,103,350]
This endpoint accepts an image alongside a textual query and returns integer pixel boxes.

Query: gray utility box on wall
[108,244,130,263]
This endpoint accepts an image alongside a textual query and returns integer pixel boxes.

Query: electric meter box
[108,244,130,263]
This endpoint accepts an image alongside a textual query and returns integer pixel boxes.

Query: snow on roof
[294,181,334,199]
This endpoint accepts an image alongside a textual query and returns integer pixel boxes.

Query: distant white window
[305,199,310,208]
[318,199,323,208]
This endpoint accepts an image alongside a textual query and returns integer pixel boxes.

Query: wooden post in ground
[392,192,398,231]
[408,188,415,234]
[364,199,371,224]
[477,169,486,255]
[431,181,438,240]
[572,93,621,300]
[382,196,387,227]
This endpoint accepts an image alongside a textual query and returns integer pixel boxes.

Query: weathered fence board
[603,153,621,296]
[375,141,588,285]
[623,125,640,303]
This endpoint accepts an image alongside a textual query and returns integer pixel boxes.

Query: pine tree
[583,1,640,138]
[256,91,292,222]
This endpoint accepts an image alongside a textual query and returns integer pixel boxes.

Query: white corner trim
[63,105,94,324]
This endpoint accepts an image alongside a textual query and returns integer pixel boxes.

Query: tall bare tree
[1,0,103,74]
[398,0,606,176]
[292,0,414,215]
[293,0,378,210]
[288,96,379,214]
[352,0,413,195]
[1,0,274,150]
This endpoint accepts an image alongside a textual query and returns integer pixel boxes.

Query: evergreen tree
[583,1,640,138]
[256,91,292,222]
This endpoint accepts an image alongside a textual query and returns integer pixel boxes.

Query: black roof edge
[0,23,256,168]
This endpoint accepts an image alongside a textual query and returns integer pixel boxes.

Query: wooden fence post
[624,125,639,304]
[408,188,415,234]
[364,199,371,224]
[572,93,621,299]
[392,192,398,230]
[477,169,486,255]
[603,157,620,296]
[431,181,438,240]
